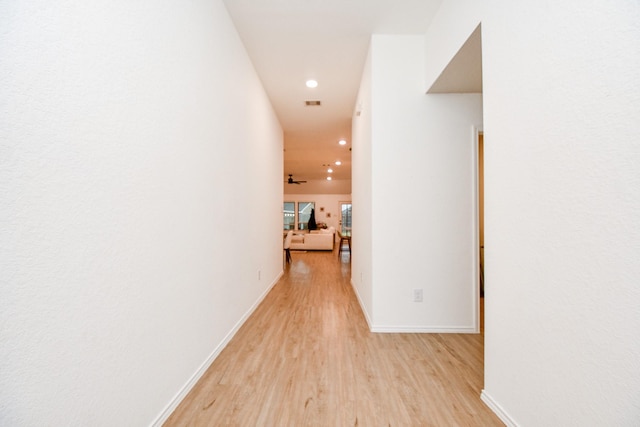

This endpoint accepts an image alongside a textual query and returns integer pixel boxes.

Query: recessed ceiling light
[338,139,347,145]
[327,168,333,173]
[335,161,341,166]
[306,80,318,88]
[326,176,332,181]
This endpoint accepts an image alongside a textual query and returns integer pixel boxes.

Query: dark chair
[284,230,293,265]
[337,230,351,258]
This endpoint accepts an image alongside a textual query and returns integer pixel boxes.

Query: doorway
[476,129,485,334]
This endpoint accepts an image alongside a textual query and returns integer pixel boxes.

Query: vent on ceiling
[305,100,321,106]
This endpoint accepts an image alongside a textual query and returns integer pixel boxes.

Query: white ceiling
[222,0,444,184]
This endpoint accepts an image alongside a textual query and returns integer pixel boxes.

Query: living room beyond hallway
[165,250,501,426]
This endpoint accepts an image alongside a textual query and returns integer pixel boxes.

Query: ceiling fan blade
[287,174,306,184]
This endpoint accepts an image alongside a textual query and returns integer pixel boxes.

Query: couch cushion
[290,232,333,250]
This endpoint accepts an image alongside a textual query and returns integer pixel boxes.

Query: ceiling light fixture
[306,80,318,88]
[327,168,333,173]
[338,139,347,145]
[326,176,332,181]
[335,161,341,166]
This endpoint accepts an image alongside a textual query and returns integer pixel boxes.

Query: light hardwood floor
[165,250,502,426]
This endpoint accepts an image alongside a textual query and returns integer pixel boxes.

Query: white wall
[282,194,351,231]
[352,45,374,324]
[0,1,283,425]
[481,1,640,425]
[426,0,640,425]
[352,35,482,332]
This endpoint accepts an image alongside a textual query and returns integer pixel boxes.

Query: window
[297,202,315,230]
[283,202,295,230]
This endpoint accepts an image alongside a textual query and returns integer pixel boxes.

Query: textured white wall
[354,35,482,332]
[352,45,374,325]
[370,35,483,331]
[480,1,640,425]
[0,1,283,425]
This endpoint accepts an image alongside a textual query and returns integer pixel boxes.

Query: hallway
[165,251,502,426]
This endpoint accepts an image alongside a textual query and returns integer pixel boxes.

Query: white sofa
[290,227,335,251]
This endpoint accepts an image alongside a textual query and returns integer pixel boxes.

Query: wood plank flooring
[164,250,503,426]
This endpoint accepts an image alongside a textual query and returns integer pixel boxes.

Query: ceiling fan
[287,174,307,184]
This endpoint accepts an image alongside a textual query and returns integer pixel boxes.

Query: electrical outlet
[413,288,423,302]
[258,269,261,280]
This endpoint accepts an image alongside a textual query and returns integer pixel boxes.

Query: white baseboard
[371,325,478,333]
[481,390,519,427]
[350,278,373,330]
[150,271,282,427]
[349,280,478,334]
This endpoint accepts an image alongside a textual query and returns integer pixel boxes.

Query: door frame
[472,125,484,332]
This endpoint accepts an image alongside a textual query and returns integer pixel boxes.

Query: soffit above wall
[428,24,483,93]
